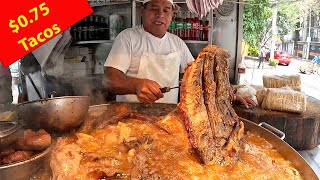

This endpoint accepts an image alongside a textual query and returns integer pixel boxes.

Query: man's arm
[102,67,164,103]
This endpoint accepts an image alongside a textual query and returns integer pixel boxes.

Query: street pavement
[239,57,320,100]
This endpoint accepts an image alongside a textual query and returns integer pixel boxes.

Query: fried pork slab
[179,45,244,164]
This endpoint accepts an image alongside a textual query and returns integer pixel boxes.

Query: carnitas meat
[0,129,51,166]
[49,46,301,180]
[179,45,244,164]
[49,104,301,179]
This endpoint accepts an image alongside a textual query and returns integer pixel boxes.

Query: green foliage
[243,0,272,47]
[248,46,259,56]
[269,58,279,66]
[276,3,300,40]
[243,0,303,46]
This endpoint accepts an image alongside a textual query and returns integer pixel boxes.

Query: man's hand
[135,79,164,104]
[233,94,257,109]
[103,67,164,103]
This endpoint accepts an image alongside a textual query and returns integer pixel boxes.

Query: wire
[224,0,271,5]
[224,0,302,6]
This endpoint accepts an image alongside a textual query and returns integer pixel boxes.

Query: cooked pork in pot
[50,45,302,180]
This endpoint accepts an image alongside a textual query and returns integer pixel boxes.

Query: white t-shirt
[104,25,194,77]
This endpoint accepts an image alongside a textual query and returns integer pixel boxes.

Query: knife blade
[160,86,180,93]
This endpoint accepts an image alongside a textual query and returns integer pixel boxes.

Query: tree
[243,0,320,52]
[277,3,300,39]
[243,0,272,47]
[296,0,320,17]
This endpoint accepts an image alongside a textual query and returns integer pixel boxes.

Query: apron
[117,32,181,103]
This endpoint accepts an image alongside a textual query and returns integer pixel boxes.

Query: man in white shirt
[103,0,193,104]
[258,46,267,69]
[103,0,256,108]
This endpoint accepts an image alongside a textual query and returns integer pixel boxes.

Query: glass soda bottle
[88,15,95,40]
[175,11,184,38]
[199,16,203,41]
[203,15,209,41]
[71,24,78,41]
[185,11,192,40]
[94,16,100,40]
[193,14,200,40]
[101,17,109,40]
[77,18,84,41]
[81,17,89,41]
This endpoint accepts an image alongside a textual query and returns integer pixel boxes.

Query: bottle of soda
[193,14,199,40]
[199,16,203,41]
[169,17,175,34]
[71,24,78,41]
[94,16,100,40]
[185,11,192,40]
[203,15,209,41]
[77,18,84,41]
[82,17,89,41]
[190,13,198,40]
[175,11,184,38]
[101,17,109,40]
[182,11,187,40]
[88,15,95,40]
[171,13,178,35]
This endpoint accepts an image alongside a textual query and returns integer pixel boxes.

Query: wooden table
[233,96,320,150]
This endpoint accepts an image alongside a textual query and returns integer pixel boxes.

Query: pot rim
[0,121,18,138]
[17,96,90,106]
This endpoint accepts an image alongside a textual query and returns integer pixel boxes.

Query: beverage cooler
[23,0,244,102]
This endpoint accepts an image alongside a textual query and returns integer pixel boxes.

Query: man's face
[141,0,174,38]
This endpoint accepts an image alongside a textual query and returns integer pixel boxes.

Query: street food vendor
[103,0,192,104]
[102,0,256,108]
[0,63,13,104]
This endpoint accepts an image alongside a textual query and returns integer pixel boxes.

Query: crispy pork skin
[178,47,216,164]
[179,45,244,164]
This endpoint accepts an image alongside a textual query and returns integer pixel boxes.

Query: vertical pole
[208,10,213,45]
[132,0,136,27]
[306,8,312,60]
[270,1,278,59]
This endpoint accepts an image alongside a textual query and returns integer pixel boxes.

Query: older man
[103,0,194,104]
[103,0,256,108]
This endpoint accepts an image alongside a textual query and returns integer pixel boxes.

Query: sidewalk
[243,56,276,70]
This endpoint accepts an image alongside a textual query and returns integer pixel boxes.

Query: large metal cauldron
[16,96,90,132]
[5,103,315,179]
[94,103,317,179]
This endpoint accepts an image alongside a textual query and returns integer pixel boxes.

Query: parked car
[266,50,292,65]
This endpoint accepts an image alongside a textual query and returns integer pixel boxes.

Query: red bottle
[175,11,183,38]
[191,13,199,40]
[182,12,187,40]
[199,17,203,41]
[185,11,192,40]
[203,15,209,41]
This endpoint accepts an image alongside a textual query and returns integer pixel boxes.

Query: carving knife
[160,86,180,93]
